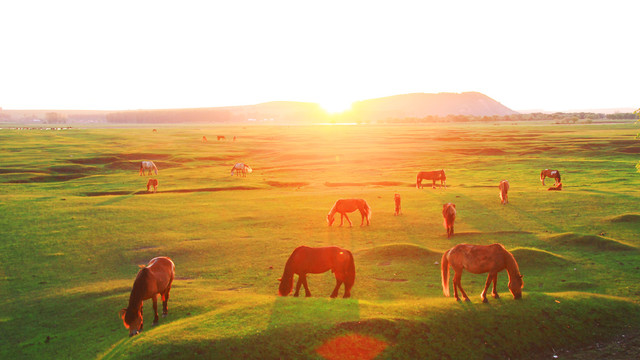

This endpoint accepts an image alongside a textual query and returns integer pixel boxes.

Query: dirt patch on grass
[619,147,640,154]
[68,156,120,165]
[510,247,571,268]
[9,174,87,183]
[544,233,636,251]
[358,243,440,262]
[604,213,640,223]
[266,181,310,188]
[49,165,97,174]
[0,168,39,174]
[316,333,389,360]
[83,186,261,196]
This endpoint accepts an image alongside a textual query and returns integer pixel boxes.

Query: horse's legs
[162,286,171,316]
[151,295,160,325]
[343,213,352,227]
[432,179,436,189]
[293,275,303,297]
[481,273,496,303]
[359,209,365,226]
[301,274,312,297]
[491,273,500,299]
[330,279,343,298]
[453,269,470,302]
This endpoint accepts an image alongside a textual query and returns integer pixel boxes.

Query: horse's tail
[344,250,356,289]
[278,249,298,296]
[416,173,421,188]
[363,200,372,223]
[441,250,450,297]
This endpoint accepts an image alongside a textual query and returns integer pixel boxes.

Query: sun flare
[319,99,353,114]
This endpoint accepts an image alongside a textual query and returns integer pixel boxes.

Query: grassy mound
[357,243,441,262]
[604,213,640,223]
[544,233,636,251]
[510,247,571,268]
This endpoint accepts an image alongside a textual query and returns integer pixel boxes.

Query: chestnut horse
[146,179,158,193]
[417,169,446,189]
[441,243,523,302]
[499,180,509,204]
[540,169,561,186]
[327,198,371,227]
[139,161,158,176]
[442,203,456,238]
[394,193,401,216]
[278,246,355,298]
[119,257,175,337]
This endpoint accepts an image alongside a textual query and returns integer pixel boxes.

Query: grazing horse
[119,257,175,337]
[327,198,371,227]
[442,203,456,238]
[139,161,158,176]
[394,193,401,216]
[417,170,446,189]
[499,180,509,204]
[441,243,523,302]
[278,246,355,298]
[146,179,158,193]
[202,136,208,143]
[152,129,157,132]
[540,169,561,186]
[230,163,252,177]
[217,135,226,140]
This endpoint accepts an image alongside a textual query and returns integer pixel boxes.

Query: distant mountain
[350,92,518,121]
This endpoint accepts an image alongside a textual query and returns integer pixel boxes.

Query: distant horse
[394,193,401,216]
[119,257,175,337]
[230,163,252,177]
[442,203,456,238]
[202,136,208,143]
[139,161,158,176]
[152,129,157,132]
[417,170,446,189]
[499,180,509,204]
[233,136,237,141]
[327,198,371,227]
[441,243,523,302]
[548,182,563,191]
[146,179,158,193]
[217,135,226,141]
[540,169,561,186]
[278,246,355,298]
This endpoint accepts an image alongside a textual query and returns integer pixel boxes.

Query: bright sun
[319,99,354,114]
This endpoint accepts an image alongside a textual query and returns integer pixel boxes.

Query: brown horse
[442,203,456,238]
[499,180,509,204]
[146,179,158,193]
[202,136,208,143]
[540,169,561,186]
[394,193,401,216]
[217,135,226,140]
[441,243,523,302]
[278,246,355,298]
[327,198,371,227]
[417,169,446,189]
[119,257,175,337]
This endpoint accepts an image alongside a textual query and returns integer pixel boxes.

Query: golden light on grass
[316,333,389,360]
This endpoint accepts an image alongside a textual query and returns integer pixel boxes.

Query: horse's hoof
[493,294,500,299]
[455,298,461,302]
[162,313,167,318]
[293,294,299,297]
[482,298,488,303]
[464,298,471,302]
[152,322,158,327]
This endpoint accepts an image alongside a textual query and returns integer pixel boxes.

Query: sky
[1,1,638,113]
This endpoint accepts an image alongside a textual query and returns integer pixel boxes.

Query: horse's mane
[501,246,521,278]
[125,267,149,324]
[328,201,339,216]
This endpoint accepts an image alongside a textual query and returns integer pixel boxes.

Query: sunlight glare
[320,99,353,114]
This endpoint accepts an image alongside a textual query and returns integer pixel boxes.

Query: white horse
[231,163,252,177]
[139,161,158,176]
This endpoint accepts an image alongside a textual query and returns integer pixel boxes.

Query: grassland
[0,122,639,359]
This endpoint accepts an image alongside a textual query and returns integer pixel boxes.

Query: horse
[152,129,157,132]
[202,136,208,143]
[540,169,561,186]
[548,182,563,191]
[278,246,355,298]
[139,161,158,176]
[442,203,456,238]
[394,193,401,216]
[146,179,158,193]
[119,257,175,337]
[417,169,446,189]
[499,180,509,204]
[230,163,252,177]
[327,198,371,227]
[217,135,226,140]
[441,243,523,302]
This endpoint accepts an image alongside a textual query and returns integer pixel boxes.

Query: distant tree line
[375,112,636,124]
[106,109,234,123]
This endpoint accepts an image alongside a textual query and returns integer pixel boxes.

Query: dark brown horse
[119,257,175,336]
[394,193,401,216]
[327,199,371,227]
[442,203,456,238]
[278,246,355,298]
[417,169,446,189]
[499,180,509,204]
[441,243,523,302]
[540,169,561,186]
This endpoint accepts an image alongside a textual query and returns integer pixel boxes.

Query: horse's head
[508,274,524,300]
[119,306,143,337]
[327,213,335,226]
[246,166,253,174]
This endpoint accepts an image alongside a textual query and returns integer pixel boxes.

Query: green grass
[0,123,639,359]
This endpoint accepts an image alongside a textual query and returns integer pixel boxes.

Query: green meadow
[1,122,639,359]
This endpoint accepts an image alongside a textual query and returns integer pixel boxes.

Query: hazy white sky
[1,1,638,112]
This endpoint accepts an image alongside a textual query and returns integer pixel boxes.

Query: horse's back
[146,257,175,292]
[290,246,349,274]
[448,243,508,273]
[335,198,366,212]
